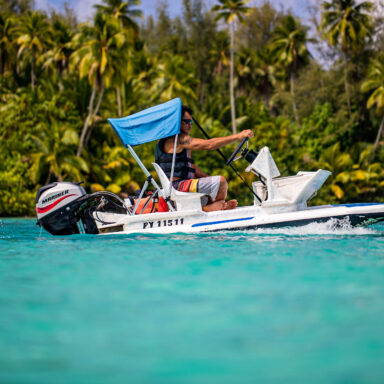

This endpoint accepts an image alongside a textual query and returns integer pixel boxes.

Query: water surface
[1,218,384,383]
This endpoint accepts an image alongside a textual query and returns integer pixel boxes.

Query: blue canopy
[108,98,182,147]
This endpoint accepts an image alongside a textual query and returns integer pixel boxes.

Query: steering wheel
[226,137,249,166]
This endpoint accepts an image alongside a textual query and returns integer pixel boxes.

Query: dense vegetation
[1,0,383,216]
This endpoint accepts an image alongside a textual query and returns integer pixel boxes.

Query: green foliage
[320,0,373,53]
[362,55,384,114]
[0,0,384,216]
[0,153,35,216]
[236,1,284,49]
[297,103,338,159]
[320,0,374,114]
[310,143,384,204]
[94,0,142,30]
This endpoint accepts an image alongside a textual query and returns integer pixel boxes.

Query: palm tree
[313,142,382,201]
[94,0,142,116]
[236,47,255,97]
[71,13,127,157]
[0,13,15,76]
[94,0,142,115]
[272,15,312,126]
[1,0,32,14]
[361,55,384,159]
[15,11,51,90]
[30,122,89,184]
[94,0,142,30]
[127,47,157,105]
[209,30,229,77]
[38,19,73,91]
[150,53,197,104]
[320,0,373,115]
[212,0,250,134]
[254,46,278,109]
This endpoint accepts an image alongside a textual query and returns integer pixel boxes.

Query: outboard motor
[36,182,94,235]
[36,182,130,236]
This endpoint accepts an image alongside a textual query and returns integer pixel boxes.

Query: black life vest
[155,138,196,180]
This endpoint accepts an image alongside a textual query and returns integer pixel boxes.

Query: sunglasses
[182,119,193,125]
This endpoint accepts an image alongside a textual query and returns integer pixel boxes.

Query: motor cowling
[36,182,89,235]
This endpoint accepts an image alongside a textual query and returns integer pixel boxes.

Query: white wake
[248,217,380,236]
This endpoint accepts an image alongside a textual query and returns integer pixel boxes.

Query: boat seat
[152,162,205,211]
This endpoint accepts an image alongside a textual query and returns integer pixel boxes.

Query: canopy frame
[127,145,175,212]
[167,134,179,198]
[109,98,183,213]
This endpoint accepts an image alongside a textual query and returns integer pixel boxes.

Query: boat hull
[95,203,384,235]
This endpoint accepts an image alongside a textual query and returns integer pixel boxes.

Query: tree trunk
[77,79,97,157]
[85,81,105,147]
[0,51,3,75]
[45,168,52,184]
[58,76,63,91]
[200,67,206,106]
[116,86,122,117]
[229,21,237,135]
[343,50,351,116]
[369,114,384,162]
[121,82,126,114]
[31,49,35,91]
[58,62,64,91]
[264,92,270,110]
[263,77,270,109]
[0,53,3,93]
[290,70,300,127]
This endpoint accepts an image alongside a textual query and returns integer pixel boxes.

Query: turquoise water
[1,218,384,383]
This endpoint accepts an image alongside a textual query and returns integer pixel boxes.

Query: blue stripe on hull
[192,205,384,231]
[332,203,384,208]
[200,213,384,232]
[191,217,254,228]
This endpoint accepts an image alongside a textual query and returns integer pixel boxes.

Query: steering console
[226,138,258,166]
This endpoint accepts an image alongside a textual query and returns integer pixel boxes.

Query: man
[155,105,254,212]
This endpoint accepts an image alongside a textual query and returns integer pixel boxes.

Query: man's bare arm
[179,130,254,151]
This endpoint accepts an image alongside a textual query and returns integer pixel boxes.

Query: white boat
[36,99,384,235]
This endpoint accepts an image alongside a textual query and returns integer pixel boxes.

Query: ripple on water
[0,219,383,383]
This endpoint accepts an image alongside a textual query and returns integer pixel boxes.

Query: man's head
[181,105,193,135]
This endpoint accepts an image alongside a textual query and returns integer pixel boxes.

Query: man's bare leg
[224,199,238,210]
[215,176,228,201]
[203,200,226,212]
[200,176,241,212]
[202,199,238,212]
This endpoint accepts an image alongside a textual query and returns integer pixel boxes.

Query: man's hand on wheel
[237,130,254,140]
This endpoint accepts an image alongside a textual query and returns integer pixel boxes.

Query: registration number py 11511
[143,218,184,229]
